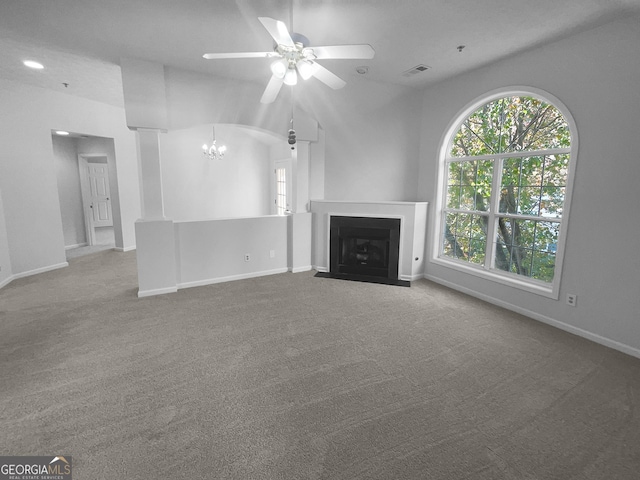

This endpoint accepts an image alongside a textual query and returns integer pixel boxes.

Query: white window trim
[432,86,579,299]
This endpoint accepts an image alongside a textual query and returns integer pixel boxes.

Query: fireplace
[316,216,409,286]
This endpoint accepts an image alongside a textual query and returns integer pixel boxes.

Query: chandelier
[202,126,227,160]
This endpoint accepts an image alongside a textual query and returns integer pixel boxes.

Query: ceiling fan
[203,17,375,104]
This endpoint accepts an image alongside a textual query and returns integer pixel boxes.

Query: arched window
[435,89,576,297]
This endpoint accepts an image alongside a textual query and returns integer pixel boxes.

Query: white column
[136,128,165,220]
[287,212,312,273]
[293,140,310,213]
[134,128,177,297]
[309,127,326,201]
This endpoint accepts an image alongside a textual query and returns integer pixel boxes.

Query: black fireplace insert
[316,216,409,286]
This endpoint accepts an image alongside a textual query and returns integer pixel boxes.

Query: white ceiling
[1,0,639,108]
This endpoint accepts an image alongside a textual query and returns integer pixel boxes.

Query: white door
[88,163,113,227]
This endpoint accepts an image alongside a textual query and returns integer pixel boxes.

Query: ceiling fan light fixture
[301,48,316,60]
[203,16,376,103]
[296,59,315,80]
[270,59,287,79]
[283,67,298,86]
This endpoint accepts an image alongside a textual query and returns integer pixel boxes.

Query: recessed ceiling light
[55,131,70,136]
[23,60,44,69]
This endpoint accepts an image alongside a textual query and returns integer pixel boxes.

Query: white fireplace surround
[310,200,428,282]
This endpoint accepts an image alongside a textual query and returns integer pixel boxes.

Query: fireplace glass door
[330,216,400,281]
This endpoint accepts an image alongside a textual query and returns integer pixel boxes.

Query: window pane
[446,185,461,209]
[447,162,462,185]
[500,156,566,217]
[518,186,542,216]
[534,221,560,253]
[447,160,493,211]
[442,212,487,265]
[504,156,544,186]
[474,160,493,211]
[500,97,570,152]
[542,154,569,186]
[460,186,476,209]
[540,186,565,218]
[275,167,287,215]
[493,218,559,283]
[450,97,570,157]
[450,120,496,157]
[531,250,556,282]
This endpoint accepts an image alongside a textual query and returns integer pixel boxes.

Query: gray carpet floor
[1,250,639,479]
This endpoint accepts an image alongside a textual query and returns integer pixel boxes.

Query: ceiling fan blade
[258,17,295,48]
[203,52,275,60]
[311,63,346,89]
[310,44,375,60]
[260,74,284,104]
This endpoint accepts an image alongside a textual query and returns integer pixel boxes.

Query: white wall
[164,66,292,134]
[52,136,86,247]
[160,124,274,220]
[0,78,140,277]
[296,76,424,202]
[163,65,423,203]
[175,215,288,289]
[0,188,12,287]
[417,15,640,355]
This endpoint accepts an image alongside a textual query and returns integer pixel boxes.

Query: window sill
[431,256,559,300]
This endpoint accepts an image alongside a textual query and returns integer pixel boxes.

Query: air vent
[402,64,431,77]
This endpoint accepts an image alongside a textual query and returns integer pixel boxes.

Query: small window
[275,166,287,215]
[435,90,576,297]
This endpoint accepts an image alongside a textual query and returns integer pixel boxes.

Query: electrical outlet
[566,293,577,307]
[244,253,251,262]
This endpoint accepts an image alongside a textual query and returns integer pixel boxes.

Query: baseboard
[138,286,178,298]
[65,242,88,250]
[314,266,328,273]
[290,265,312,273]
[177,267,289,291]
[13,262,69,280]
[400,273,424,282]
[1,262,69,290]
[0,275,14,289]
[114,245,136,253]
[424,274,640,360]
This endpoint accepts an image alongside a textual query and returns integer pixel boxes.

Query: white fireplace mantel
[310,200,428,282]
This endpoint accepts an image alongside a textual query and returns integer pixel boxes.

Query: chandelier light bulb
[202,127,227,160]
